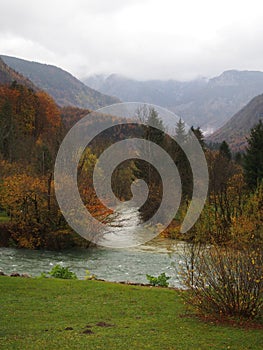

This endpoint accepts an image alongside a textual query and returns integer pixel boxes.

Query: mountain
[1,55,120,110]
[83,73,206,120]
[207,94,263,151]
[0,57,37,90]
[83,70,263,131]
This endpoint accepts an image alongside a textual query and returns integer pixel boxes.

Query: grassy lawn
[0,277,262,350]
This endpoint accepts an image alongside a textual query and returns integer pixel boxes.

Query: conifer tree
[219,140,232,161]
[190,126,205,149]
[175,118,187,145]
[243,120,263,189]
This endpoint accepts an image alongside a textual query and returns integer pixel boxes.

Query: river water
[0,239,186,287]
[0,204,186,287]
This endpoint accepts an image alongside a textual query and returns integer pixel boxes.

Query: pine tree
[243,120,263,189]
[175,118,187,145]
[172,118,192,198]
[219,141,232,161]
[133,107,166,220]
[190,126,205,149]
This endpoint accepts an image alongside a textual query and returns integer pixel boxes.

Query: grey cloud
[1,0,263,80]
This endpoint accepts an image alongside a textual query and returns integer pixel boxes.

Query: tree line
[0,82,262,251]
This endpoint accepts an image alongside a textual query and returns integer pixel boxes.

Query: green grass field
[0,277,262,350]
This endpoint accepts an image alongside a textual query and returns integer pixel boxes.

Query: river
[0,204,186,287]
[0,238,187,287]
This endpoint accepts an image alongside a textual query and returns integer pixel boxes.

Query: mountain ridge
[1,55,120,110]
[207,93,263,151]
[83,70,263,130]
[0,57,37,90]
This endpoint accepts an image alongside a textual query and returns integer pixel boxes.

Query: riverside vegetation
[0,81,262,324]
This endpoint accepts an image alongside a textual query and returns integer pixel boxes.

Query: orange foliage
[36,91,61,129]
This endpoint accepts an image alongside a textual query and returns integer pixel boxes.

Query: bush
[146,273,170,287]
[48,265,77,279]
[179,244,263,319]
[84,269,97,280]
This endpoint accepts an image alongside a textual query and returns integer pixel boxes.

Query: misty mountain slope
[84,70,263,130]
[84,73,206,114]
[1,55,120,110]
[0,57,37,90]
[207,93,263,151]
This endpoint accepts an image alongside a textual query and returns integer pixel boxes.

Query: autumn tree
[0,84,61,164]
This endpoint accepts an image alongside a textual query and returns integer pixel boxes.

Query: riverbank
[0,277,262,350]
[0,210,183,251]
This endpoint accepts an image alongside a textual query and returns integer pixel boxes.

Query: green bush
[146,272,170,287]
[48,265,77,279]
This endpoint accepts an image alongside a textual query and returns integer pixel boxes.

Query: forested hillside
[0,57,37,90]
[0,75,123,249]
[0,82,100,249]
[1,55,120,110]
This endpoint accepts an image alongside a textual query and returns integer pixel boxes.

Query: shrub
[84,269,97,280]
[179,244,263,319]
[146,272,170,287]
[48,265,77,279]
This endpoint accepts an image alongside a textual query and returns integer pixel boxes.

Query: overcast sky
[1,0,263,81]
